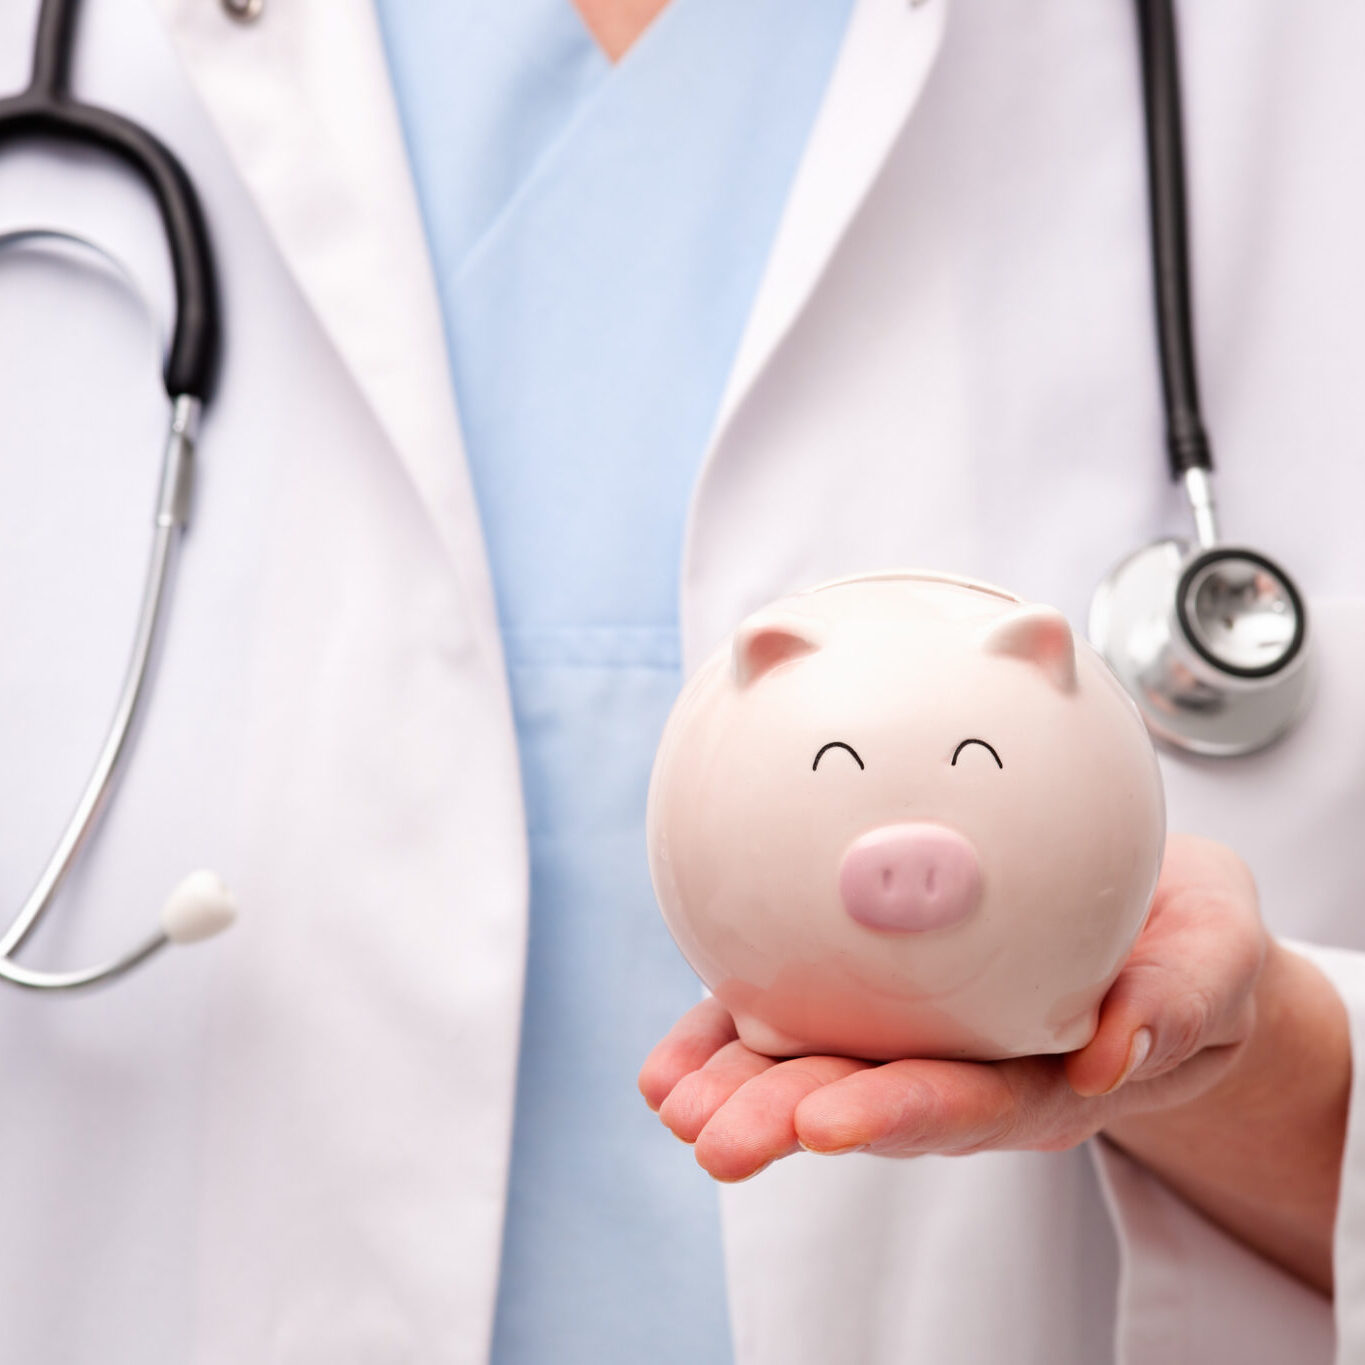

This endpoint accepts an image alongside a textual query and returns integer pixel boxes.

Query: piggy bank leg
[733,1014,811,1059]
[1035,985,1108,1056]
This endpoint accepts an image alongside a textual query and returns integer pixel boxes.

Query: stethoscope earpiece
[160,871,239,945]
[0,869,238,993]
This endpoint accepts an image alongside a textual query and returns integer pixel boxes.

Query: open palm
[640,835,1266,1182]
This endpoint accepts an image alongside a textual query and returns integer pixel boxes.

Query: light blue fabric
[373,1,854,1360]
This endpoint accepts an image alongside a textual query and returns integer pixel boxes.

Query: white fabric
[0,1,524,1361]
[0,0,1362,1360]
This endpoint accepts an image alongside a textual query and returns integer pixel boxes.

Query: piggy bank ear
[979,605,1077,692]
[732,612,825,687]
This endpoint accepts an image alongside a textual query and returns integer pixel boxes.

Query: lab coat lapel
[711,0,948,437]
[681,0,948,661]
[148,0,476,574]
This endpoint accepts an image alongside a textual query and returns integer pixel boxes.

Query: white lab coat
[0,0,1361,1361]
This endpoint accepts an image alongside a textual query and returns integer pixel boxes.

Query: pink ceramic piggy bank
[647,572,1166,1061]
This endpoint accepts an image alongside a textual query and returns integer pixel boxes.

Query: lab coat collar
[711,0,948,438]
[148,0,477,578]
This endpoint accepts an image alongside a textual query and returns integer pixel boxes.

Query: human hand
[639,834,1268,1181]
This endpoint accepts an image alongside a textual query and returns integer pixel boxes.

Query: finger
[638,997,738,1112]
[657,1039,775,1143]
[1067,969,1259,1100]
[1067,846,1264,1097]
[693,1056,870,1182]
[793,1058,1027,1157]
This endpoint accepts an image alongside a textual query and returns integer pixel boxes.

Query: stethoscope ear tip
[160,870,238,945]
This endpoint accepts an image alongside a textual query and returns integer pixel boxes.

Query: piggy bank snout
[838,824,982,933]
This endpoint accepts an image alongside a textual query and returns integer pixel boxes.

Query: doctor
[1,2,1363,1364]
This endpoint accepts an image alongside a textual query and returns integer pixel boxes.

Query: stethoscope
[1088,0,1311,756]
[0,0,1308,992]
[0,0,237,992]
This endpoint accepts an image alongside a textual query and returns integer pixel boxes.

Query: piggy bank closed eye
[646,572,1166,1061]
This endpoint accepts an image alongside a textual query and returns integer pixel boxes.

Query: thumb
[1066,836,1265,1099]
[1064,967,1195,1098]
[1066,960,1256,1099]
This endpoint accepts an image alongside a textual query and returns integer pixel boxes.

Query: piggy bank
[646,572,1166,1061]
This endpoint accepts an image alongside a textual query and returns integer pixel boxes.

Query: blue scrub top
[373,2,854,1360]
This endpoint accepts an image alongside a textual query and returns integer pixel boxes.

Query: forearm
[1102,941,1351,1295]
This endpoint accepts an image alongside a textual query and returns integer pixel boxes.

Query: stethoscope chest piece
[1090,538,1311,757]
[1086,0,1317,759]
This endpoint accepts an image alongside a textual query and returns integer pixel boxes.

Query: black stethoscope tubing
[1135,0,1213,483]
[0,0,221,402]
[0,0,1216,439]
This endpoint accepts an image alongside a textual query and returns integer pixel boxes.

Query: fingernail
[1106,1028,1153,1094]
[797,1140,869,1156]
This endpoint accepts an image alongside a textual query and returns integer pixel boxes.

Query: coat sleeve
[1088,939,1365,1365]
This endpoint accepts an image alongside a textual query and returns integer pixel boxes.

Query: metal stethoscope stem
[1182,467,1218,551]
